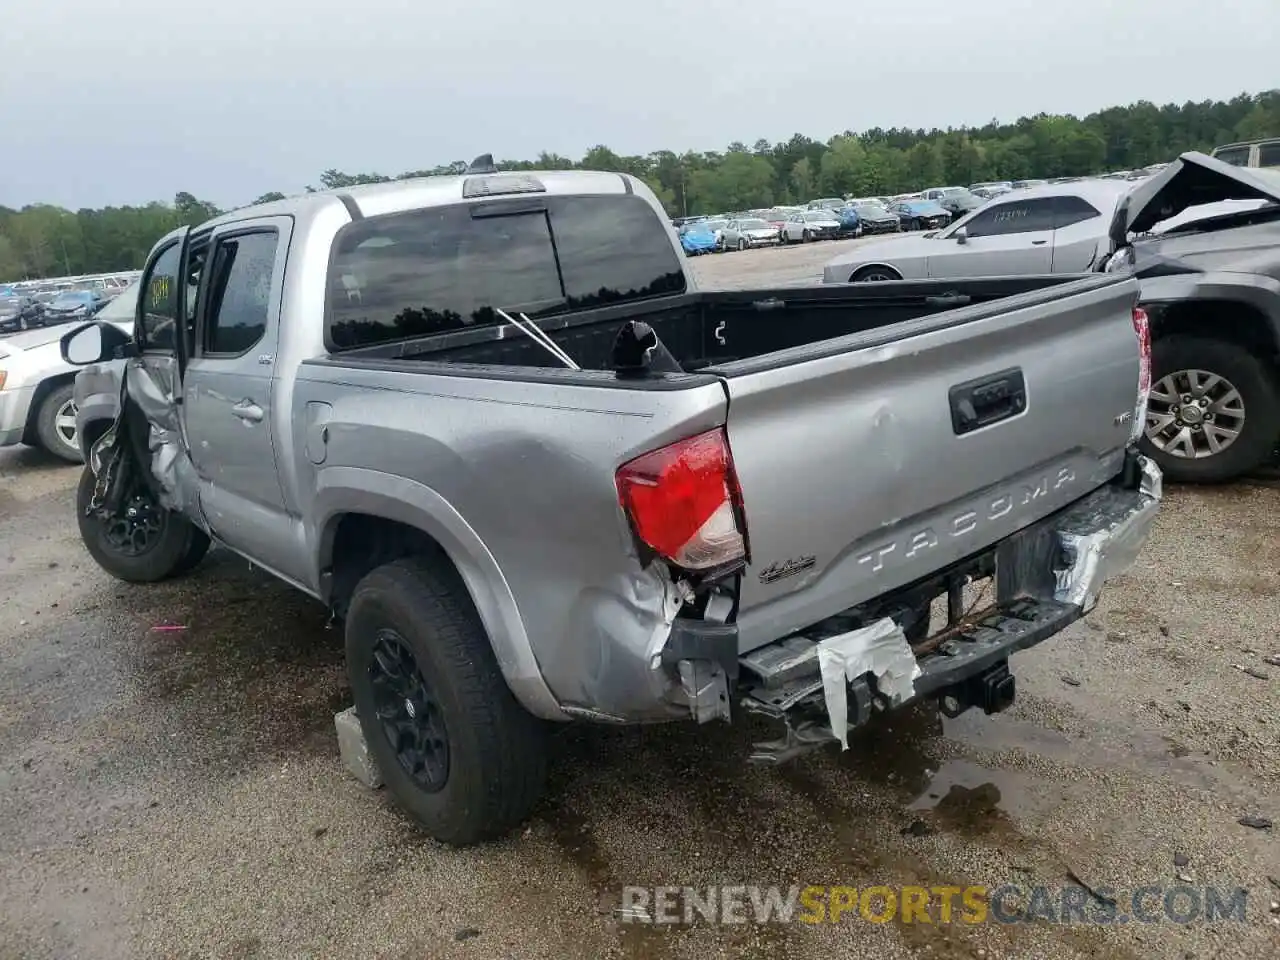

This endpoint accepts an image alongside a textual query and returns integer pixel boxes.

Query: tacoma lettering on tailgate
[856,467,1076,574]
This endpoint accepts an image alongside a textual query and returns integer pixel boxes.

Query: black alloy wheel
[368,627,451,791]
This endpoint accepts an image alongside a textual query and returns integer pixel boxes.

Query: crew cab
[60,163,1161,845]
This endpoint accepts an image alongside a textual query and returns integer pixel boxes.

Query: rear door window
[203,231,279,355]
[1052,195,1102,229]
[328,196,685,350]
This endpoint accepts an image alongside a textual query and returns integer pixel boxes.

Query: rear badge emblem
[759,556,816,584]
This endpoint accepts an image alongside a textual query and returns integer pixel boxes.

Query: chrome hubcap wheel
[54,398,78,452]
[857,271,896,283]
[1146,368,1244,459]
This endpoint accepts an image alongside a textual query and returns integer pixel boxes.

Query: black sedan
[0,294,44,334]
[888,199,952,231]
[849,202,901,235]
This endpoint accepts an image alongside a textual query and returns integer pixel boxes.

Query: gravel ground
[2,241,1279,959]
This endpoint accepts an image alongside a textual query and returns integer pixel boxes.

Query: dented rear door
[719,275,1142,653]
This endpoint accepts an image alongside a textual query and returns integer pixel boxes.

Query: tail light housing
[1131,306,1152,442]
[616,428,748,573]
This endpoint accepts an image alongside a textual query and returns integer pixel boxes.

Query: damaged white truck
[60,164,1162,845]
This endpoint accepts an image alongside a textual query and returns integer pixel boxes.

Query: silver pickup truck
[60,166,1162,845]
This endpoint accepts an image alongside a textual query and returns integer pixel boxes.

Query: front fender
[311,466,569,722]
[1139,271,1280,348]
[72,359,127,458]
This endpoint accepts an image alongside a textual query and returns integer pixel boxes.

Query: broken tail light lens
[1131,305,1152,442]
[616,428,748,572]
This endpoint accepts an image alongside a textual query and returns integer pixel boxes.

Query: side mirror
[61,321,133,365]
[954,228,968,245]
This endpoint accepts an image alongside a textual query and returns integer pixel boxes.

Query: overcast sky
[2,0,1277,210]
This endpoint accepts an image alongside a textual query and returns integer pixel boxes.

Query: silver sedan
[781,209,842,243]
[721,217,781,251]
[822,180,1132,283]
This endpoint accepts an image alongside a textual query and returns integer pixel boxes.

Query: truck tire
[344,556,548,845]
[75,465,208,582]
[173,530,213,575]
[1142,335,1280,483]
[34,383,84,463]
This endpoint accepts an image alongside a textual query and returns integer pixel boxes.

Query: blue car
[889,199,952,231]
[41,289,105,326]
[834,207,862,237]
[679,224,719,256]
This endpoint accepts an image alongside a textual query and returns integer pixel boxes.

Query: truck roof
[198,169,641,237]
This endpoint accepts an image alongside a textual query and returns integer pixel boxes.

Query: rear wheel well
[849,264,903,283]
[22,373,78,444]
[325,514,458,620]
[1148,299,1280,364]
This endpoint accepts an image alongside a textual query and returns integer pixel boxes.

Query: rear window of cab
[326,195,686,351]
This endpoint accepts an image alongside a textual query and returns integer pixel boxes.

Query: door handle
[231,400,264,423]
[1031,239,1048,245]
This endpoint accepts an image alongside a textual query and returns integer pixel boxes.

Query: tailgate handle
[949,368,1026,435]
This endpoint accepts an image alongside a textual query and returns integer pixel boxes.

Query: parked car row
[0,289,110,334]
[1,270,140,300]
[670,163,1191,258]
[676,196,951,254]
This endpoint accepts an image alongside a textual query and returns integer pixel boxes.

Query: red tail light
[1131,306,1152,441]
[1132,306,1151,393]
[616,428,748,572]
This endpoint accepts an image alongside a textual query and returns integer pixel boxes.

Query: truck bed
[310,272,1142,655]
[330,275,1087,375]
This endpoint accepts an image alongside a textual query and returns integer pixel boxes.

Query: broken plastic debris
[818,617,921,750]
[1238,815,1273,830]
[150,624,187,632]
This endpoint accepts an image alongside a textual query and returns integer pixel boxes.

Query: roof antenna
[465,153,498,175]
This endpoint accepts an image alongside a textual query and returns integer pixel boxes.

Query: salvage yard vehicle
[922,186,985,219]
[780,208,842,242]
[0,280,138,461]
[1103,151,1280,482]
[0,294,44,333]
[847,200,901,235]
[679,222,719,255]
[61,166,1161,846]
[43,289,107,326]
[889,198,951,231]
[721,217,781,250]
[825,180,1131,283]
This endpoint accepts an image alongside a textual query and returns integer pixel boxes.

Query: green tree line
[3,89,1277,282]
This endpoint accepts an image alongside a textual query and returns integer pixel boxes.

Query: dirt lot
[2,241,1279,959]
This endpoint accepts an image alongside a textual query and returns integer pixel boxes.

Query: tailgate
[718,275,1141,653]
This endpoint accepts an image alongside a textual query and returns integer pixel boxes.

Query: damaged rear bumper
[664,454,1162,756]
